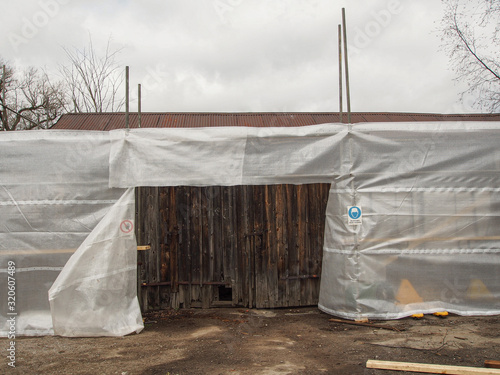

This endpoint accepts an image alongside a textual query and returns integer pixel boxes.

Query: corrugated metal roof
[52,112,500,131]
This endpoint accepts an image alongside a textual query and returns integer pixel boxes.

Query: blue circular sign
[348,206,361,220]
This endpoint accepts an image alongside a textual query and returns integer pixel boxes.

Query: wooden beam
[137,245,151,251]
[329,318,404,332]
[485,361,500,369]
[366,360,500,374]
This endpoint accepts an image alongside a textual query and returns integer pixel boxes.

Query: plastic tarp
[109,125,345,187]
[1,122,500,337]
[48,188,143,336]
[319,122,500,319]
[0,131,142,336]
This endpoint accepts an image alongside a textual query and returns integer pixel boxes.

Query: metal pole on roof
[125,66,130,129]
[2,65,6,127]
[342,8,351,123]
[338,25,343,124]
[138,84,142,128]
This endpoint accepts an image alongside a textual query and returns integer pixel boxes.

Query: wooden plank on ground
[329,318,404,332]
[485,361,500,369]
[366,360,500,374]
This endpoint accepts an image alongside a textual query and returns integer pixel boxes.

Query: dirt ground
[2,307,499,375]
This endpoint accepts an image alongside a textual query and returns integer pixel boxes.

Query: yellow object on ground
[433,311,449,317]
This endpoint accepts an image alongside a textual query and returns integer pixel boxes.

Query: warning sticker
[120,220,134,233]
[347,206,362,225]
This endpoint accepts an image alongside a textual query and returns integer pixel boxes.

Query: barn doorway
[136,184,330,311]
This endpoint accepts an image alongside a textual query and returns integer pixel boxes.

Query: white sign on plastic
[347,206,362,225]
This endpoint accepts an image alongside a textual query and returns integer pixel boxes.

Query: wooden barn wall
[136,184,331,311]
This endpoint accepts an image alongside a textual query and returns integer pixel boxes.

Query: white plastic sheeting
[0,131,142,336]
[49,188,143,336]
[1,122,500,337]
[109,125,345,187]
[319,122,500,320]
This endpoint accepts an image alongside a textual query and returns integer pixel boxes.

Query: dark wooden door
[136,184,330,311]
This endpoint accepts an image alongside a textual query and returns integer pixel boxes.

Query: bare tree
[441,0,500,112]
[60,36,124,113]
[0,60,66,131]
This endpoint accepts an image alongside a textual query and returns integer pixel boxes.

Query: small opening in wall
[218,286,232,302]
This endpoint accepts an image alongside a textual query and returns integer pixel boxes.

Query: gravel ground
[2,307,499,375]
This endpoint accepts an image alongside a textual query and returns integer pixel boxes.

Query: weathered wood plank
[315,183,331,302]
[297,184,308,306]
[310,184,319,304]
[159,188,169,283]
[254,185,267,308]
[211,187,222,282]
[190,187,202,305]
[485,361,500,369]
[180,186,191,308]
[135,187,147,311]
[169,187,179,297]
[265,185,278,308]
[236,185,248,307]
[287,185,300,307]
[201,187,210,307]
[244,185,254,307]
[221,186,237,305]
[366,360,500,375]
[274,185,288,307]
[146,187,160,310]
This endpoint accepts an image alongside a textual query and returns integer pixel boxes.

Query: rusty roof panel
[381,113,415,122]
[138,113,157,128]
[358,113,392,123]
[52,112,500,130]
[407,113,441,121]
[311,113,339,124]
[69,113,88,130]
[104,114,126,130]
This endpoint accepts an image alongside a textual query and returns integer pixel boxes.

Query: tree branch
[453,13,500,81]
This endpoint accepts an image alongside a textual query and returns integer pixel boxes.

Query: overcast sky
[1,0,479,113]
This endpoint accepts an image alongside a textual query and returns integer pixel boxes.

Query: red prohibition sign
[120,220,134,233]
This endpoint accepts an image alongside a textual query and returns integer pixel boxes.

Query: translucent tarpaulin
[1,122,499,337]
[109,125,345,187]
[0,131,142,336]
[49,188,143,336]
[318,122,500,319]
